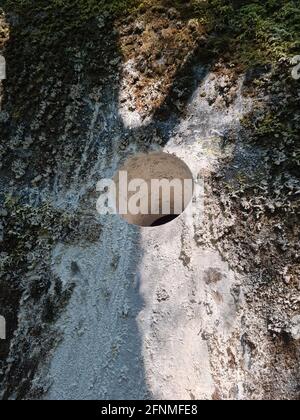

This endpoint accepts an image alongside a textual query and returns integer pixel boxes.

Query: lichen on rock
[0,0,299,401]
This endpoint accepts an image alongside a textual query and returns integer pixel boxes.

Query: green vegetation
[1,1,299,63]
[189,0,300,63]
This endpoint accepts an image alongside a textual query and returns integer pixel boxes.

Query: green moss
[242,67,300,175]
[192,0,300,64]
[2,0,140,19]
[1,0,141,47]
[1,0,299,64]
[1,197,79,270]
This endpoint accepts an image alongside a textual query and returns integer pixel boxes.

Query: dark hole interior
[150,215,180,227]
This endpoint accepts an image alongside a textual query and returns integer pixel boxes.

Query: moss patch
[1,1,299,64]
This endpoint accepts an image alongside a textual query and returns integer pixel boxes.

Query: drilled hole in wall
[114,152,194,227]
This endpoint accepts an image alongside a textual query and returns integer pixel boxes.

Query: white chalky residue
[42,70,252,400]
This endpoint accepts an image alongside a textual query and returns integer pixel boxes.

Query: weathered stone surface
[0,3,299,401]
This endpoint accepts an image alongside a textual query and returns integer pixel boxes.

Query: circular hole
[114,152,194,227]
[150,214,180,227]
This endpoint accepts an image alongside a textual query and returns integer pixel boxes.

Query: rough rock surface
[0,3,299,400]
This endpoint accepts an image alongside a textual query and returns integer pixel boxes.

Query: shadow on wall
[0,3,212,399]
